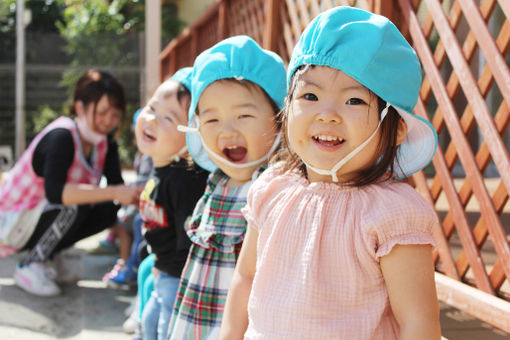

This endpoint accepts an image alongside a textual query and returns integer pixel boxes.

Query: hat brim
[393,106,437,178]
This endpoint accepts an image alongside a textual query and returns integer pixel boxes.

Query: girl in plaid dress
[168,36,286,340]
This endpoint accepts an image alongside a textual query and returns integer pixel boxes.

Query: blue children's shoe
[107,264,137,290]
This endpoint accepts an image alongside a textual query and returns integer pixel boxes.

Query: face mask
[301,103,390,182]
[178,115,281,169]
[75,115,105,146]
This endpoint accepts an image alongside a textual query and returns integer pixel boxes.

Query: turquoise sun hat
[185,35,287,172]
[288,6,438,178]
[170,66,193,92]
[132,108,142,126]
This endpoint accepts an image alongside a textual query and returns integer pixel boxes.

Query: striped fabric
[167,168,263,340]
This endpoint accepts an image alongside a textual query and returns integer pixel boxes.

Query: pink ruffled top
[242,165,437,340]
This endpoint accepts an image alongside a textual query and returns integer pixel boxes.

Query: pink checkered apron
[0,116,107,256]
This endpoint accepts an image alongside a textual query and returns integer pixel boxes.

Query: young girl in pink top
[221,7,442,340]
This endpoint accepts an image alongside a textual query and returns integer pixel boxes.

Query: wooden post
[146,0,161,99]
[263,0,280,52]
[169,50,177,76]
[218,0,229,39]
[191,28,199,59]
[373,0,395,22]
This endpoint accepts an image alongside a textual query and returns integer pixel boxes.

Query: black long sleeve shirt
[31,128,123,204]
[142,160,208,276]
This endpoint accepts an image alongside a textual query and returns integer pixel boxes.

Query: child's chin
[218,165,255,184]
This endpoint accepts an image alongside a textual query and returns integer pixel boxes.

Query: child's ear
[75,101,85,116]
[396,118,407,146]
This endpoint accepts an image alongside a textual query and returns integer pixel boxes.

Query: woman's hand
[113,185,143,205]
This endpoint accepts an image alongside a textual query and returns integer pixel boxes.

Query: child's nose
[219,122,238,139]
[315,107,342,124]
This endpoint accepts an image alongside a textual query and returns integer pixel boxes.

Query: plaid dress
[168,167,264,340]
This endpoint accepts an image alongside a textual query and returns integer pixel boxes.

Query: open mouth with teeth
[313,135,345,149]
[223,145,247,162]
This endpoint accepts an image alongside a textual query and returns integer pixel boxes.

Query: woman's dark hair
[273,66,403,187]
[69,69,126,139]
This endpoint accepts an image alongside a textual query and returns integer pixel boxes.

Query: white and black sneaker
[14,262,61,296]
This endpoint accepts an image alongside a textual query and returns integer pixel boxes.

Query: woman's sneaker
[14,262,61,296]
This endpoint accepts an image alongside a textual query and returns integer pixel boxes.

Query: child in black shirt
[135,68,208,340]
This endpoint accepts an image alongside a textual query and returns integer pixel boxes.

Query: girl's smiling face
[288,66,382,183]
[197,80,278,186]
[135,80,189,167]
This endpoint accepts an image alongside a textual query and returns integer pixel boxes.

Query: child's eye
[203,119,218,124]
[303,93,318,101]
[164,116,173,122]
[239,114,254,119]
[346,98,366,105]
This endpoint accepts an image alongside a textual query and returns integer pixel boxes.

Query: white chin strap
[177,117,281,169]
[152,145,188,164]
[303,104,390,183]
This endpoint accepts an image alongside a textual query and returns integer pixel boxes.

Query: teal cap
[170,66,193,92]
[288,6,437,177]
[187,35,287,172]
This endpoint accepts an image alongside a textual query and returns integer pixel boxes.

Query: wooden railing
[160,0,510,333]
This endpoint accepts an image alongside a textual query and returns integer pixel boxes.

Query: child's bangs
[214,78,281,116]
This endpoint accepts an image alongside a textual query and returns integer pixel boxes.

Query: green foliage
[0,0,16,33]
[55,0,140,69]
[33,104,61,133]
[0,0,65,33]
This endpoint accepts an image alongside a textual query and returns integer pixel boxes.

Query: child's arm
[219,224,258,340]
[62,184,141,206]
[380,244,441,340]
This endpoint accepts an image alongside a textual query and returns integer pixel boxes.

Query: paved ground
[0,231,134,339]
[1,230,509,340]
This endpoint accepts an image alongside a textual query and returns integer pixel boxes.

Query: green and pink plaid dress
[168,167,264,340]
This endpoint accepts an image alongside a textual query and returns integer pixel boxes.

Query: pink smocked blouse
[242,165,438,340]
